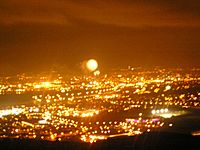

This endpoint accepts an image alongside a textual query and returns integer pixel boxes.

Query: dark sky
[0,0,200,73]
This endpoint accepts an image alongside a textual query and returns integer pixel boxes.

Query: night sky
[0,0,200,73]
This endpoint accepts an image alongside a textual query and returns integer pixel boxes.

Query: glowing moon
[86,59,98,72]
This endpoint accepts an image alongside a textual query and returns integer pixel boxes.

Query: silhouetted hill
[0,132,200,150]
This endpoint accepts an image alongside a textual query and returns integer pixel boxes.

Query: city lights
[0,67,199,143]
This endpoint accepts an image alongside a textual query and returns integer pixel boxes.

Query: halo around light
[86,59,98,72]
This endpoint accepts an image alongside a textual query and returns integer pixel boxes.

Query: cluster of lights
[0,108,25,118]
[81,135,106,143]
[151,108,179,118]
[151,108,169,115]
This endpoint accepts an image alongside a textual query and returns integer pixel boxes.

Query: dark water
[0,94,34,107]
[159,108,200,134]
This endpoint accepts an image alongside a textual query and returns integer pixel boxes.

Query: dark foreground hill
[0,132,200,150]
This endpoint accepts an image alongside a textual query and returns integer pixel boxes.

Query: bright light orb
[86,59,98,72]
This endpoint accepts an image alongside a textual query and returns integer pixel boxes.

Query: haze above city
[0,0,200,73]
